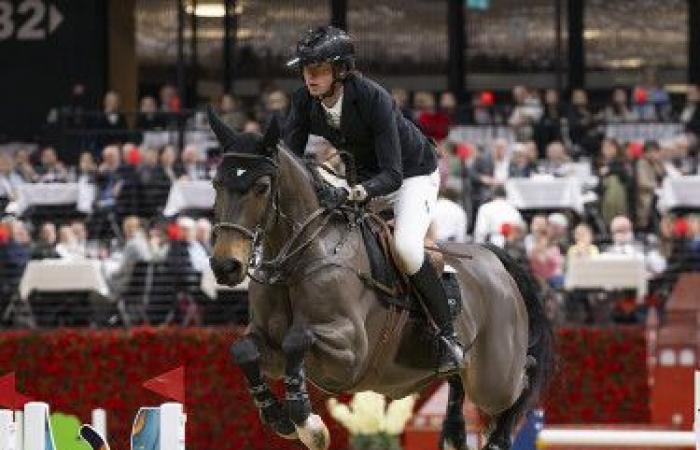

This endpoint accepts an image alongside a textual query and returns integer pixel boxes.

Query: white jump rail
[539,370,700,449]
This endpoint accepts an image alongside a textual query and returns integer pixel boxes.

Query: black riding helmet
[287,25,355,73]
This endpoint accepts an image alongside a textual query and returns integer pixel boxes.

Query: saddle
[358,213,461,319]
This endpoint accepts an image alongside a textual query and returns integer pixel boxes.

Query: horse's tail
[482,243,555,423]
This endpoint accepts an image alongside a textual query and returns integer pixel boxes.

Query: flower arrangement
[327,391,416,450]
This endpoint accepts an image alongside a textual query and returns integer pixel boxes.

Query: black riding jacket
[283,73,438,198]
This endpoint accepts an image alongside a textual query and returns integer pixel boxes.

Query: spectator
[605,215,643,256]
[13,149,37,183]
[0,220,32,297]
[535,89,563,156]
[160,145,182,183]
[471,137,510,206]
[602,88,638,123]
[135,96,166,131]
[159,84,179,113]
[55,225,84,259]
[547,212,570,253]
[195,218,213,254]
[525,214,548,256]
[179,145,208,181]
[636,140,666,232]
[529,232,564,289]
[540,141,574,177]
[439,91,469,125]
[597,138,632,227]
[71,220,89,253]
[77,152,97,183]
[219,93,247,132]
[31,222,59,259]
[508,86,542,142]
[473,186,523,245]
[109,216,153,298]
[35,147,69,183]
[93,91,128,132]
[633,68,671,122]
[680,84,700,138]
[262,89,290,125]
[689,214,700,255]
[567,89,598,156]
[567,223,599,261]
[508,143,536,178]
[243,120,262,134]
[137,147,169,218]
[391,88,415,123]
[95,145,123,210]
[415,91,450,141]
[0,154,23,203]
[177,216,209,273]
[432,188,467,244]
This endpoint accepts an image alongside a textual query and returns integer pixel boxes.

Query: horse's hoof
[295,413,330,450]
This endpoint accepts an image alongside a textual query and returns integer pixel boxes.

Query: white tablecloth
[163,180,215,216]
[506,177,585,214]
[604,123,683,142]
[200,267,249,299]
[9,182,95,215]
[565,254,647,297]
[447,126,515,147]
[656,176,700,213]
[19,259,110,300]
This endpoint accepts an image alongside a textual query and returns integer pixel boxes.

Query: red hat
[634,87,648,105]
[673,217,689,238]
[480,91,495,107]
[627,141,643,160]
[455,143,472,161]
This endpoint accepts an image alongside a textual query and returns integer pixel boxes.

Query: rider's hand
[319,186,349,210]
[348,184,368,202]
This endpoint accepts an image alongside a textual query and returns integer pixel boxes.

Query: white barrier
[538,429,696,447]
[91,408,107,441]
[0,410,16,450]
[695,370,699,450]
[159,403,186,450]
[23,402,56,450]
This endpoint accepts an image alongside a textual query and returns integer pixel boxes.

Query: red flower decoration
[480,91,495,107]
[674,217,689,238]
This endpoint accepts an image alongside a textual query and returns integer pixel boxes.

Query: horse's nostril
[221,259,241,274]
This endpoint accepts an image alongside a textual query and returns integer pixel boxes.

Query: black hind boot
[409,259,464,375]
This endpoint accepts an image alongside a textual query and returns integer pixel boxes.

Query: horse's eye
[253,180,269,195]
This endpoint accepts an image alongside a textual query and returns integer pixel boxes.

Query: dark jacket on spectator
[31,241,59,260]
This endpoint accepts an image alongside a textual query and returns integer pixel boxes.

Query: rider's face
[303,62,334,97]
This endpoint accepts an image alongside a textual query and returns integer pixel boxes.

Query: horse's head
[207,107,280,286]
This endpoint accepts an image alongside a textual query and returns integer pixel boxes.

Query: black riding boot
[409,259,464,375]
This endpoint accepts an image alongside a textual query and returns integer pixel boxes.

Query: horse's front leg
[282,327,330,450]
[231,335,298,440]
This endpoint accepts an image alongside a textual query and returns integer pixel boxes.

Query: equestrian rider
[283,25,464,374]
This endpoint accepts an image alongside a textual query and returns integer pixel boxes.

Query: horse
[207,108,553,450]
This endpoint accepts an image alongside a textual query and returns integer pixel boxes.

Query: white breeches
[318,167,440,275]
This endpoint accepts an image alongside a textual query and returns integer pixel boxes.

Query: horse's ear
[261,116,281,155]
[207,105,243,152]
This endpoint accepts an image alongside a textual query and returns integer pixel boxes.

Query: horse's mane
[277,143,331,197]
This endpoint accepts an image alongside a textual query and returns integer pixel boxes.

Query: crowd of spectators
[2,75,700,327]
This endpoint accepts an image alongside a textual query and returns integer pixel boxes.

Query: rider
[283,25,463,374]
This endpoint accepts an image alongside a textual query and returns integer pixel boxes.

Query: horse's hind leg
[282,327,330,450]
[440,375,468,450]
[231,336,298,440]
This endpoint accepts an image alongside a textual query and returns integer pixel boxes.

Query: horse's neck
[264,148,319,254]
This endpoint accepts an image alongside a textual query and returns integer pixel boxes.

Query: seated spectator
[31,222,59,259]
[633,68,671,122]
[391,88,415,122]
[529,233,564,289]
[525,214,548,256]
[55,225,85,259]
[602,88,638,123]
[439,91,470,125]
[0,154,23,203]
[13,148,37,183]
[35,147,68,183]
[680,84,700,138]
[567,89,598,157]
[0,220,32,296]
[636,140,666,232]
[688,214,700,255]
[135,96,166,131]
[473,186,523,245]
[415,91,450,141]
[472,91,499,125]
[160,145,182,183]
[179,145,209,181]
[508,85,542,142]
[177,216,209,273]
[540,141,573,177]
[77,152,97,183]
[597,138,632,227]
[547,212,571,253]
[71,220,89,253]
[195,218,213,254]
[109,216,154,298]
[93,91,127,132]
[605,216,643,256]
[244,120,262,134]
[535,89,563,156]
[508,144,536,178]
[471,137,510,206]
[503,222,527,267]
[219,93,247,132]
[262,89,290,125]
[567,223,599,261]
[138,147,171,217]
[95,145,123,210]
[433,188,467,244]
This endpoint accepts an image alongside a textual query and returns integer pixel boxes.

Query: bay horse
[207,109,553,450]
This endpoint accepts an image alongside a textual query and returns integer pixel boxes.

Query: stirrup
[437,334,464,375]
